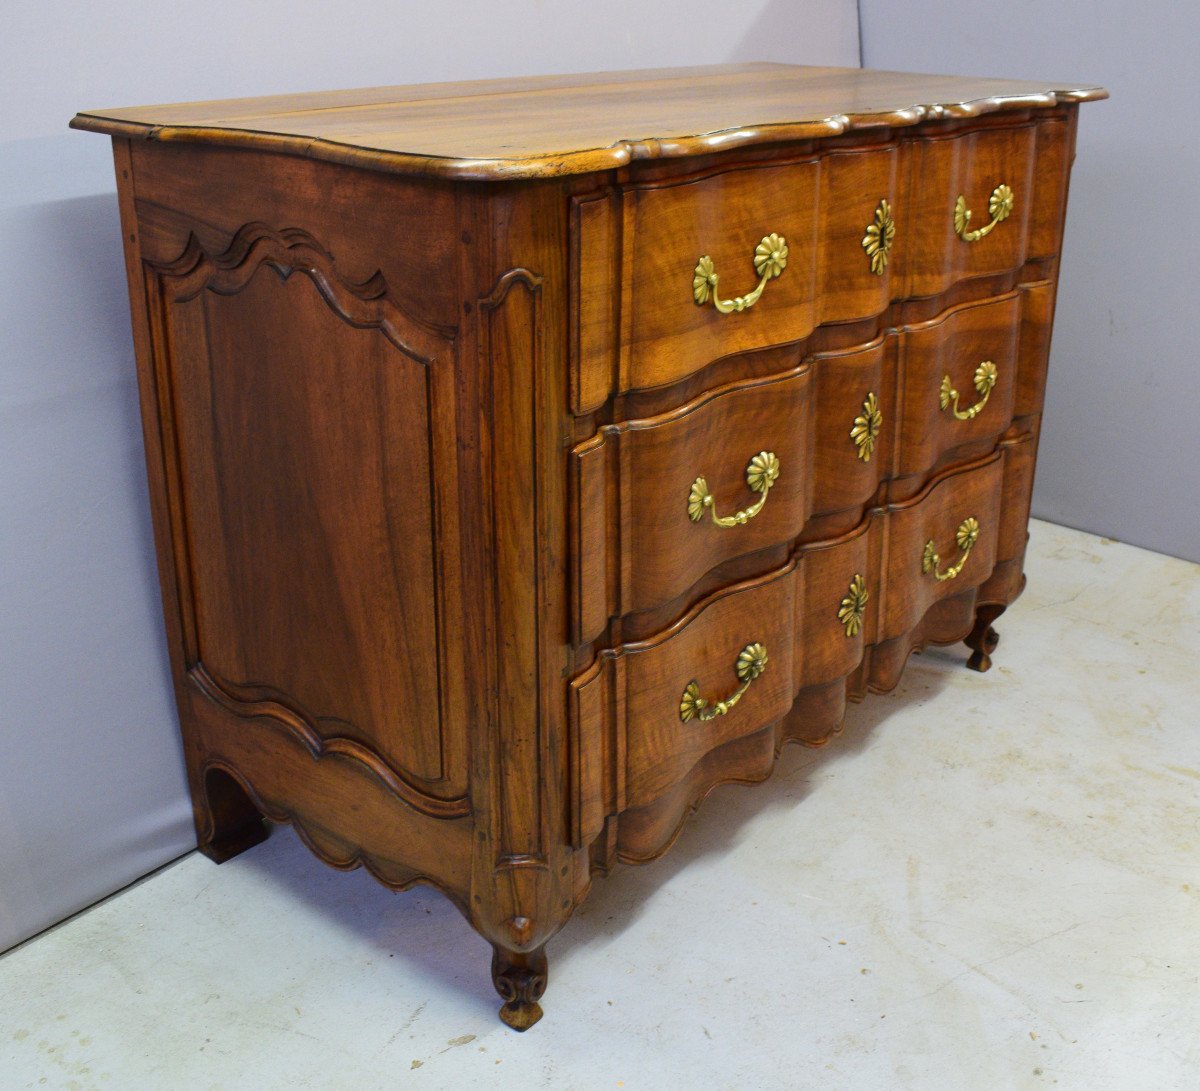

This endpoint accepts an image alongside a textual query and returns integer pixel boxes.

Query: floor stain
[401,1001,427,1032]
[906,856,921,929]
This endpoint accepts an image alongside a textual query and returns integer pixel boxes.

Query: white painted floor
[3,520,1198,1090]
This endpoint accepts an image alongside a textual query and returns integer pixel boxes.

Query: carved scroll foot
[965,604,1005,673]
[491,945,548,1031]
[196,766,269,864]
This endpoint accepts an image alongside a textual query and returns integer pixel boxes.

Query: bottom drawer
[571,451,1007,846]
[574,565,800,828]
[880,452,1004,639]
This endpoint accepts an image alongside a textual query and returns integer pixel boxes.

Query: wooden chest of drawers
[73,63,1104,1030]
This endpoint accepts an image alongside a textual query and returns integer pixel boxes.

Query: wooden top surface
[71,63,1106,181]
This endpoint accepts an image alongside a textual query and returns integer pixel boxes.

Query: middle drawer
[573,364,815,643]
[574,287,1037,644]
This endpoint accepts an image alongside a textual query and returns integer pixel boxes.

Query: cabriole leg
[965,604,1006,673]
[490,944,548,1031]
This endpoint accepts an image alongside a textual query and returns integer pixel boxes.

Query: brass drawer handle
[954,183,1014,242]
[922,517,981,582]
[679,642,769,723]
[838,573,869,637]
[688,451,780,528]
[851,392,882,462]
[939,361,998,421]
[861,199,895,275]
[692,233,788,313]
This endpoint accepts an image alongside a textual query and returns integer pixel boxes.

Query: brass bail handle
[679,643,769,723]
[688,451,780,528]
[693,233,788,314]
[922,517,981,582]
[940,361,998,421]
[954,184,1014,243]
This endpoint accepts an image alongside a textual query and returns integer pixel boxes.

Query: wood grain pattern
[571,452,1001,840]
[904,120,1037,299]
[573,364,812,642]
[72,63,1105,180]
[128,142,461,329]
[458,181,579,1025]
[621,156,822,393]
[607,582,987,865]
[573,279,1054,641]
[879,453,1003,639]
[151,224,462,797]
[574,110,1078,410]
[601,562,801,813]
[810,335,892,518]
[81,63,1104,1030]
[815,142,903,322]
[891,291,1020,484]
[185,673,474,898]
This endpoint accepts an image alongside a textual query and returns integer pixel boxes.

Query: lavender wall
[859,1,1199,563]
[0,0,860,952]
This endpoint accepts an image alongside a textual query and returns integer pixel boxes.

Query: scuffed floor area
[3,520,1198,1089]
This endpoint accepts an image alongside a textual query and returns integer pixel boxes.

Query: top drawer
[625,159,823,393]
[573,145,900,410]
[904,113,1073,298]
[905,122,1036,298]
[571,112,1074,413]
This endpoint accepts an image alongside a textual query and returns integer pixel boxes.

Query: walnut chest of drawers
[73,63,1105,1029]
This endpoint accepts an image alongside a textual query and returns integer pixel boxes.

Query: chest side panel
[133,147,470,810]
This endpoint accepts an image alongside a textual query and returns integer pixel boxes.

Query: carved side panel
[184,679,474,900]
[465,257,575,957]
[145,223,468,811]
[459,175,579,960]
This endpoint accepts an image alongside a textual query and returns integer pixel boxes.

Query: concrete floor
[3,520,1198,1090]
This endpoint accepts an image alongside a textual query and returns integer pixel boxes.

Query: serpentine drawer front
[74,63,1105,1031]
[573,363,813,639]
[571,451,1003,848]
